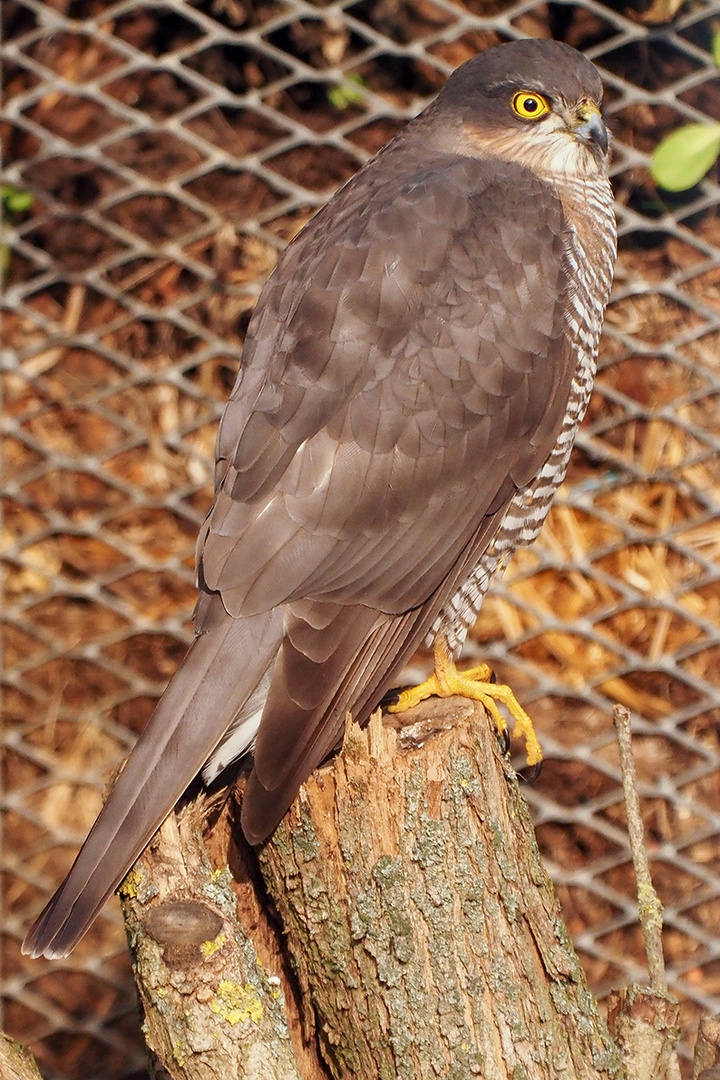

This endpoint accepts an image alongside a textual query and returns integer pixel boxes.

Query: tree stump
[120,698,625,1079]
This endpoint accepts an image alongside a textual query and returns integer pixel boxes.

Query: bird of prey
[25,38,616,959]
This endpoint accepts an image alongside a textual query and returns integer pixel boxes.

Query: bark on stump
[119,801,306,1080]
[120,697,625,1080]
[0,1034,44,1080]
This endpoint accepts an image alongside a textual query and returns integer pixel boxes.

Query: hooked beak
[574,104,609,155]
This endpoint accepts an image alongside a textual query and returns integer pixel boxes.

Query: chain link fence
[2,0,720,1076]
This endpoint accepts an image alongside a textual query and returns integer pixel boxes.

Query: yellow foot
[387,643,542,768]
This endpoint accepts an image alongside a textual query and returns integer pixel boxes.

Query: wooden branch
[613,705,666,992]
[610,704,681,1080]
[255,699,623,1080]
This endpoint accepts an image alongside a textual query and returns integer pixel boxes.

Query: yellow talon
[387,641,543,768]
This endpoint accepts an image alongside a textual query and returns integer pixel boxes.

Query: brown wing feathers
[242,498,515,843]
[202,161,571,618]
[24,603,283,958]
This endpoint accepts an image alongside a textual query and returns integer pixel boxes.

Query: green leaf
[327,74,366,110]
[713,27,720,68]
[1,185,34,214]
[650,123,720,191]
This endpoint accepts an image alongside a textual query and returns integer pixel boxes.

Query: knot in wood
[143,900,223,947]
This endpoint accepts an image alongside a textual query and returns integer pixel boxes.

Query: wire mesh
[2,0,720,1076]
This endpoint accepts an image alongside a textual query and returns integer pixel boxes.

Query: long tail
[23,605,281,959]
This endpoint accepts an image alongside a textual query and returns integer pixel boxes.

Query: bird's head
[434,39,610,181]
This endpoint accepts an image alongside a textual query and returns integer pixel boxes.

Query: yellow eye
[511,91,550,120]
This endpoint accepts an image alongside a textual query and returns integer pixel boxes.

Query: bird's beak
[574,103,609,155]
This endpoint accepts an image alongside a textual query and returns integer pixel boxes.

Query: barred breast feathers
[430,174,616,658]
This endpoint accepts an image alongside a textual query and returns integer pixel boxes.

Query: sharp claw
[488,669,497,684]
[498,726,511,755]
[520,760,543,785]
[379,686,406,709]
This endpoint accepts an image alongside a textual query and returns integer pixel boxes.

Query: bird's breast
[427,173,616,659]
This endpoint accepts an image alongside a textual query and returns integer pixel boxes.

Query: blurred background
[2,0,720,1076]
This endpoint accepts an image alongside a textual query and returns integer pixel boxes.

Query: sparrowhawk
[25,38,616,959]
